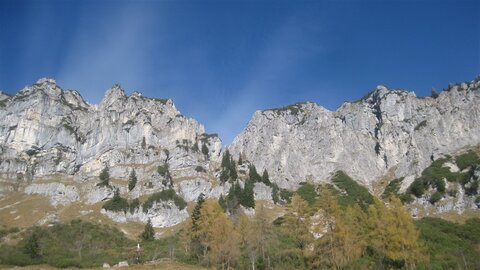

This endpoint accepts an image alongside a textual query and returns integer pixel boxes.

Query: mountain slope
[229,78,480,189]
[0,77,479,229]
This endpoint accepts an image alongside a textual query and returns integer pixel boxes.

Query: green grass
[0,220,200,269]
[415,217,480,269]
[0,227,19,240]
[0,220,134,268]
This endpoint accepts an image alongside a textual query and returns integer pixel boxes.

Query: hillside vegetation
[2,171,479,269]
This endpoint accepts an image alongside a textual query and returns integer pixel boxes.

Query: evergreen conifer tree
[128,169,137,191]
[141,218,155,241]
[261,169,271,185]
[97,166,110,187]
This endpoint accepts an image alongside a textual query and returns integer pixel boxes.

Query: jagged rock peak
[131,91,142,98]
[35,77,57,85]
[12,77,62,99]
[100,83,127,106]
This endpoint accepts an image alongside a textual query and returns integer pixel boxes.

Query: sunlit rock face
[1,77,479,225]
[0,78,221,182]
[101,200,189,228]
[229,78,480,189]
[25,182,79,206]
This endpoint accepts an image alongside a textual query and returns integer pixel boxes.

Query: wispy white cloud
[210,15,325,145]
[56,3,160,102]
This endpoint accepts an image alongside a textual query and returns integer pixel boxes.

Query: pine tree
[97,166,110,187]
[241,180,255,208]
[271,183,280,204]
[141,136,146,149]
[219,150,238,182]
[128,169,137,191]
[192,141,199,152]
[261,169,271,185]
[226,182,241,212]
[24,229,41,259]
[230,161,238,181]
[249,165,262,183]
[221,150,231,168]
[201,144,209,157]
[191,193,205,231]
[141,218,155,241]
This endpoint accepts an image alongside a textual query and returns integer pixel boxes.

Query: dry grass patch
[0,193,54,228]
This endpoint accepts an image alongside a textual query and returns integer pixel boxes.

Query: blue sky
[0,0,479,145]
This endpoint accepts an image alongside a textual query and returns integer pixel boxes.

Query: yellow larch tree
[197,200,240,269]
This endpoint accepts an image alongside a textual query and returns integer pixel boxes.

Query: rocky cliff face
[0,77,479,227]
[229,78,480,190]
[0,78,221,184]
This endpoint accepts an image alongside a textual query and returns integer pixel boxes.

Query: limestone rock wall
[229,78,480,189]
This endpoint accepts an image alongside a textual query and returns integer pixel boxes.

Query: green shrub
[475,196,480,205]
[409,178,428,198]
[279,189,293,203]
[129,198,140,214]
[265,102,307,116]
[414,120,427,131]
[296,183,317,206]
[429,192,443,204]
[399,193,414,204]
[382,177,404,199]
[416,217,480,269]
[0,220,134,268]
[407,158,461,197]
[157,164,169,177]
[142,189,187,212]
[456,150,479,170]
[271,183,280,204]
[195,166,206,173]
[332,171,374,209]
[102,189,130,213]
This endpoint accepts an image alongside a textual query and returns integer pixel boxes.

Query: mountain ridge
[0,76,479,228]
